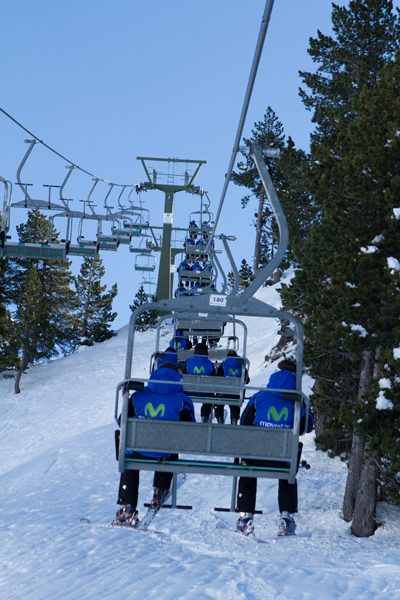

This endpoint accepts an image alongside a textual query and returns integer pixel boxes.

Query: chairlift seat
[176,318,224,336]
[99,234,119,243]
[177,348,236,362]
[135,264,156,272]
[121,419,296,482]
[179,269,212,282]
[181,374,245,403]
[99,240,119,251]
[68,244,99,257]
[1,242,67,260]
[188,224,213,235]
[130,246,152,253]
[186,247,208,261]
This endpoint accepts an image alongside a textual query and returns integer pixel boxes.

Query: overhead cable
[0,107,132,187]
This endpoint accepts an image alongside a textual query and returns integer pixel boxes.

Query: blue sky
[2,0,398,328]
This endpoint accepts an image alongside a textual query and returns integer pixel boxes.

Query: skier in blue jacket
[114,363,195,526]
[182,342,216,421]
[214,350,250,424]
[236,359,313,537]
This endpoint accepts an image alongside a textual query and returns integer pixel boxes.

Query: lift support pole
[137,156,206,301]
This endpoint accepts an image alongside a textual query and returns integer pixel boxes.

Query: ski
[80,473,187,534]
[80,518,163,535]
[136,473,187,531]
[216,522,268,544]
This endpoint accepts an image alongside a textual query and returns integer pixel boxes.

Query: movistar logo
[228,368,240,376]
[194,366,205,374]
[268,406,289,422]
[145,402,165,417]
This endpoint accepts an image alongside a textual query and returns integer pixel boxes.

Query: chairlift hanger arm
[210,252,227,294]
[219,234,240,295]
[59,165,75,210]
[208,0,276,248]
[235,144,289,304]
[16,139,38,203]
[0,176,12,233]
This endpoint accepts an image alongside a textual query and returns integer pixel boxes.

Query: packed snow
[2,279,400,600]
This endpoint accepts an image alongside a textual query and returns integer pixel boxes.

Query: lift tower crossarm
[137,156,206,301]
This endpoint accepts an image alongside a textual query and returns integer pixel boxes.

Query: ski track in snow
[2,282,400,599]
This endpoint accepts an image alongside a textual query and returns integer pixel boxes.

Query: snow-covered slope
[2,278,400,600]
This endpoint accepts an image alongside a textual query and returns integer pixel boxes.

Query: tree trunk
[343,431,365,522]
[350,346,383,536]
[351,446,380,537]
[342,348,373,521]
[15,346,29,394]
[253,191,264,277]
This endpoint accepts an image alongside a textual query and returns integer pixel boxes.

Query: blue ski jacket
[183,355,215,376]
[240,370,313,434]
[182,355,216,397]
[155,349,178,369]
[126,366,195,458]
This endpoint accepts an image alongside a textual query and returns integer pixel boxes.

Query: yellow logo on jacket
[194,366,205,374]
[145,402,166,417]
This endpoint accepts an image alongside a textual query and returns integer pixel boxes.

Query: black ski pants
[117,452,177,508]
[237,443,303,514]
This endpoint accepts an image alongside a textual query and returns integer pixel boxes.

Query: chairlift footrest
[214,507,263,514]
[143,503,192,510]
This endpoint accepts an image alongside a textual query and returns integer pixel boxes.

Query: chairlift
[130,233,154,254]
[111,219,131,245]
[115,145,311,512]
[98,221,119,251]
[68,217,100,257]
[134,253,156,272]
[141,275,157,300]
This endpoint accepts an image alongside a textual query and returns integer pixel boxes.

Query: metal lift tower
[137,156,206,301]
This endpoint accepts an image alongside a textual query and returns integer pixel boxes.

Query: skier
[214,350,250,424]
[114,362,195,525]
[236,359,313,537]
[153,346,178,370]
[170,329,192,350]
[181,342,216,421]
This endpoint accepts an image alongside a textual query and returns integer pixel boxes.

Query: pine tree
[9,209,78,393]
[0,254,18,373]
[231,107,315,273]
[74,255,118,344]
[130,284,158,331]
[281,1,400,536]
[299,0,400,145]
[238,259,254,291]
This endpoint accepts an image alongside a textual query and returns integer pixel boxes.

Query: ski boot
[278,511,296,536]
[113,504,139,526]
[150,487,169,510]
[236,512,254,536]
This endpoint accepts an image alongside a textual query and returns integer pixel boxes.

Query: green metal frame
[137,156,206,301]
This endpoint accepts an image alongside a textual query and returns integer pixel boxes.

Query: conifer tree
[281,1,400,536]
[74,255,118,344]
[231,107,315,273]
[130,284,158,331]
[0,254,18,373]
[9,209,78,393]
[238,259,254,291]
